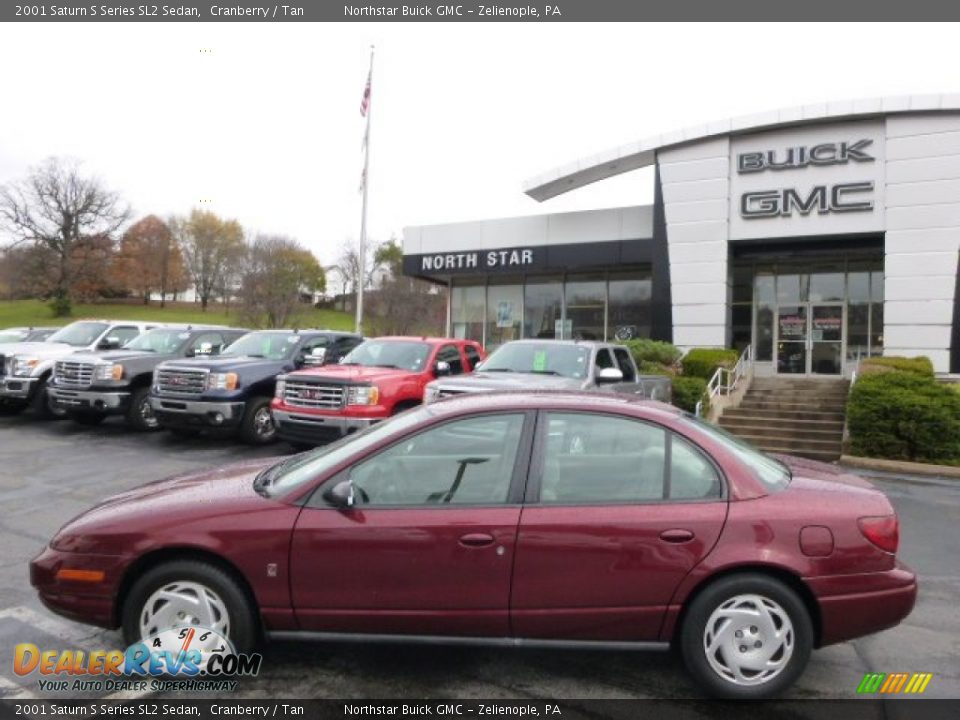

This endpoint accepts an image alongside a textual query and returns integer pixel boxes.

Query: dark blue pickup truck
[148,329,363,444]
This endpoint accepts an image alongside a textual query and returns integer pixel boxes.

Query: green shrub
[847,372,960,463]
[680,347,740,380]
[859,356,935,377]
[637,360,673,376]
[624,339,682,368]
[47,294,72,318]
[671,376,708,414]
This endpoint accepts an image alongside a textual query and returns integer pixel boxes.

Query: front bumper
[808,562,918,646]
[29,544,127,629]
[49,387,131,413]
[148,395,246,429]
[0,376,39,400]
[273,408,378,445]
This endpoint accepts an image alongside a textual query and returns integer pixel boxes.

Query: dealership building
[402,95,960,376]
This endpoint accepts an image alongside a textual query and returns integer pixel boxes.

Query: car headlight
[424,385,440,404]
[94,363,123,381]
[275,378,286,398]
[13,357,40,376]
[207,372,238,391]
[346,385,379,406]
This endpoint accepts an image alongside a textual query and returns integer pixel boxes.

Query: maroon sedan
[31,392,916,698]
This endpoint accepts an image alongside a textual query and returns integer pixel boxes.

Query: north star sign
[421,249,535,272]
[737,138,876,219]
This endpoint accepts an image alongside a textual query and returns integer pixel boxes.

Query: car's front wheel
[680,573,813,699]
[240,397,276,445]
[122,559,257,653]
[126,387,160,431]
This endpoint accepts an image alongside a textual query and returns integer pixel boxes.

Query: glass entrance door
[775,303,844,375]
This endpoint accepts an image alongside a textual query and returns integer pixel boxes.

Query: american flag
[360,71,371,117]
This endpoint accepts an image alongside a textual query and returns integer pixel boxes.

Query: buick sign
[738,139,874,173]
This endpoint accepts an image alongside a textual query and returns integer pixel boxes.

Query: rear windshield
[677,414,791,492]
[47,322,109,347]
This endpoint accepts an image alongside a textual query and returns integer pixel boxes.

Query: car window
[481,342,590,379]
[538,412,722,504]
[341,340,432,372]
[222,332,300,360]
[464,344,482,370]
[595,348,615,371]
[191,332,225,356]
[108,326,141,346]
[126,328,189,353]
[349,414,526,506]
[613,348,637,382]
[437,344,465,375]
[47,322,110,347]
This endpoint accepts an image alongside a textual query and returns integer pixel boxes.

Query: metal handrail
[696,345,752,418]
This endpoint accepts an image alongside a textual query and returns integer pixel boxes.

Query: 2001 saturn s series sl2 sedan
[30,392,916,698]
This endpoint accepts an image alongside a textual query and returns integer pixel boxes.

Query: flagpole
[356,45,374,335]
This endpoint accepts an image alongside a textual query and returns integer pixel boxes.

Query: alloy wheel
[139,580,230,640]
[254,406,275,439]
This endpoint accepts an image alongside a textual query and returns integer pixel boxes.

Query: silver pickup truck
[424,339,671,404]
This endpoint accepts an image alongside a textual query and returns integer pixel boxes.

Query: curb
[839,454,960,480]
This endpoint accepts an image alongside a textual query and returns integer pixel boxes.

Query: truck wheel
[70,412,106,426]
[121,559,258,654]
[126,387,160,431]
[31,377,66,420]
[239,397,276,445]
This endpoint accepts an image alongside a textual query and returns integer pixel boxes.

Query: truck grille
[54,361,95,388]
[283,380,345,409]
[156,368,208,395]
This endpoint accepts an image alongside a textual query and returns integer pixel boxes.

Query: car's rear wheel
[239,397,276,445]
[680,574,812,699]
[126,387,160,431]
[122,560,257,653]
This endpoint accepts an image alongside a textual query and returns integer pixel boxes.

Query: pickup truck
[272,336,485,447]
[49,325,247,430]
[149,329,364,444]
[0,320,157,418]
[0,327,58,344]
[423,339,672,404]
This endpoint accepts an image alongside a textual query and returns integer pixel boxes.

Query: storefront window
[607,275,651,342]
[776,273,806,304]
[809,272,845,302]
[565,276,605,341]
[755,274,775,362]
[485,281,523,350]
[523,278,563,340]
[846,270,870,364]
[870,270,884,356]
[450,284,485,345]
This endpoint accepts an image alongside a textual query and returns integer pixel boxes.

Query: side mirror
[303,347,327,367]
[99,336,122,350]
[473,360,485,372]
[435,360,452,377]
[322,479,355,509]
[596,367,624,384]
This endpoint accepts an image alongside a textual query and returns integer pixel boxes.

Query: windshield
[481,342,590,379]
[0,330,28,344]
[222,332,301,360]
[125,328,190,354]
[257,407,431,497]
[678,414,791,491]
[46,322,110,347]
[341,340,431,372]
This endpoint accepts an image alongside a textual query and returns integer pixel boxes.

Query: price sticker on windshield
[533,351,548,372]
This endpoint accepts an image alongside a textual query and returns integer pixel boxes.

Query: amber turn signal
[56,568,105,583]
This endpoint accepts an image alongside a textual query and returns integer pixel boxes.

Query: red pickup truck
[271,336,485,447]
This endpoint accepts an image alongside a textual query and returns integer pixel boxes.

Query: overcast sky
[0,22,958,267]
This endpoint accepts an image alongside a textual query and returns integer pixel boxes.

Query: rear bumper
[0,376,39,400]
[29,545,126,629]
[49,387,130,413]
[148,395,246,429]
[808,562,918,646]
[273,408,378,446]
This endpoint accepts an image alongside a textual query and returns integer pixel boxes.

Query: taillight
[858,515,899,553]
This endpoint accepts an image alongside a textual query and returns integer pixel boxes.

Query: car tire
[122,560,258,654]
[70,412,106,426]
[126,387,160,432]
[31,377,66,420]
[239,397,276,445]
[680,573,813,699]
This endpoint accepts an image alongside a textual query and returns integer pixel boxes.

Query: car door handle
[659,529,695,543]
[459,533,495,548]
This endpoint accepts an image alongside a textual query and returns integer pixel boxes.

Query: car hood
[66,349,167,364]
[52,457,283,548]
[289,364,420,383]
[433,371,584,391]
[0,341,82,360]
[162,355,285,373]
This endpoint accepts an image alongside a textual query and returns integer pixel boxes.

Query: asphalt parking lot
[0,413,957,702]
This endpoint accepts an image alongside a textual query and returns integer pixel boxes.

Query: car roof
[425,390,682,420]
[495,339,614,349]
[245,329,360,336]
[373,336,478,345]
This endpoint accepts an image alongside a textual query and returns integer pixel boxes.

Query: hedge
[671,376,708,414]
[847,371,960,463]
[623,339,682,368]
[859,356,935,377]
[680,347,740,380]
[637,360,673,376]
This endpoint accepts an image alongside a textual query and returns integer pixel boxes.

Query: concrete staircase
[717,377,850,462]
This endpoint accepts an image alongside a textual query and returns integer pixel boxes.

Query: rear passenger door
[510,411,728,641]
[436,344,467,376]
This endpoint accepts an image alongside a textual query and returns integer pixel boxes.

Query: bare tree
[173,209,245,311]
[239,234,325,328]
[0,158,129,315]
[365,240,445,335]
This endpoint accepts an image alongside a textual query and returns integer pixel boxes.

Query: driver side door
[290,411,535,637]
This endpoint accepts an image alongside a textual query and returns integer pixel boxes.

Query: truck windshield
[340,340,431,372]
[125,329,189,354]
[481,343,590,379]
[222,332,301,360]
[46,322,110,347]
[0,329,28,344]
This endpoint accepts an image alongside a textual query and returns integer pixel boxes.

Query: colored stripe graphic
[858,672,932,694]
